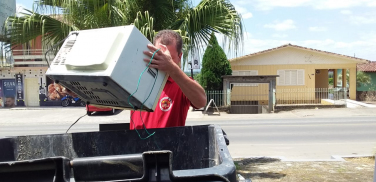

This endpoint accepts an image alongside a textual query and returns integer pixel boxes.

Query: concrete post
[373,154,376,182]
[349,67,356,100]
[222,79,230,106]
[268,80,273,113]
[272,79,276,110]
[342,69,347,89]
[333,69,337,87]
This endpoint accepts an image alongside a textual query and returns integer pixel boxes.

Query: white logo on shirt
[159,97,172,111]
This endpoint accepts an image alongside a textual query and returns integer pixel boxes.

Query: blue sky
[16,0,376,63]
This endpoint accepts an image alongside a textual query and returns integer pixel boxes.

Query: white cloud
[349,15,376,24]
[238,0,376,10]
[241,38,293,57]
[368,1,376,6]
[302,39,336,47]
[242,13,253,19]
[255,0,311,10]
[16,3,25,12]
[244,32,253,39]
[234,5,253,19]
[272,34,288,38]
[234,5,247,14]
[359,31,376,42]
[300,39,376,58]
[340,10,353,14]
[309,27,327,32]
[16,3,28,15]
[264,19,296,31]
[312,0,363,9]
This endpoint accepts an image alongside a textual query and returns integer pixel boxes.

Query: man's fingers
[143,58,153,64]
[148,64,158,69]
[143,51,152,56]
[147,44,158,52]
[143,58,161,65]
[143,50,161,59]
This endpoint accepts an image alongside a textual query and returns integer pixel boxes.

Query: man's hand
[143,44,179,75]
[143,43,207,109]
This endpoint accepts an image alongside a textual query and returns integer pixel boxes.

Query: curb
[233,155,374,162]
[9,107,81,110]
[346,99,376,108]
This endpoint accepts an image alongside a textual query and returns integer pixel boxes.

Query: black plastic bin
[0,124,236,182]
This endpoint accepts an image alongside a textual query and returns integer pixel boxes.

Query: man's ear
[159,44,168,52]
[178,52,183,59]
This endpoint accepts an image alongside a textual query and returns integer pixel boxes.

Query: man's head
[5,96,15,107]
[153,30,183,66]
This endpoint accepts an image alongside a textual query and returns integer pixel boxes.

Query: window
[277,69,304,86]
[232,70,258,86]
[232,70,258,76]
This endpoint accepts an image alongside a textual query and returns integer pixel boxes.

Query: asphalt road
[0,108,375,160]
[202,117,376,159]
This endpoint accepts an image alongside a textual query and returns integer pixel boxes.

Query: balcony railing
[12,49,44,56]
[10,49,56,65]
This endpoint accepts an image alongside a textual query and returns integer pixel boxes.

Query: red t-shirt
[130,77,191,129]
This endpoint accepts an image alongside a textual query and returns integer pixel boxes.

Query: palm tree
[2,0,243,66]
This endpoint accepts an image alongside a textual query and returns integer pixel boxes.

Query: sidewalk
[186,107,376,121]
[4,106,376,121]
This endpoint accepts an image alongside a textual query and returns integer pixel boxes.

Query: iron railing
[12,49,44,56]
[205,87,348,107]
[276,88,347,105]
[205,90,228,107]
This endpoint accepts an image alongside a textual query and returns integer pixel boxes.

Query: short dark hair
[153,30,183,54]
[5,96,14,99]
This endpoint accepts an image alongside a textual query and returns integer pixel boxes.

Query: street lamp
[187,61,193,79]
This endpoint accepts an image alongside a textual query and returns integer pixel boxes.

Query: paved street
[1,107,376,160]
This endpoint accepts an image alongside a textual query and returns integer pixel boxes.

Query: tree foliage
[2,0,243,67]
[199,33,231,90]
[357,71,372,87]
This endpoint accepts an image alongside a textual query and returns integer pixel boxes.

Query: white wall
[1,67,47,87]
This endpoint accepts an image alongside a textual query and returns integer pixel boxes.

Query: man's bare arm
[168,64,207,108]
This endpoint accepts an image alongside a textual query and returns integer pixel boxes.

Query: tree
[194,72,202,84]
[328,78,333,86]
[357,71,372,88]
[199,33,231,90]
[2,0,243,67]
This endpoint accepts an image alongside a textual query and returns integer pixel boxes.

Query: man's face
[5,98,15,107]
[155,39,182,67]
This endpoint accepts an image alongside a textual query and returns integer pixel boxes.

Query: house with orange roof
[228,44,369,107]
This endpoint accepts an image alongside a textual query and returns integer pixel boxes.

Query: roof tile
[230,43,370,63]
[357,62,376,72]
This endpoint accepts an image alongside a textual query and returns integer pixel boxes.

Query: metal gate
[229,83,270,114]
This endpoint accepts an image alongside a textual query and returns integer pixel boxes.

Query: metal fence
[206,87,348,107]
[205,90,269,107]
[205,90,228,107]
[276,88,347,105]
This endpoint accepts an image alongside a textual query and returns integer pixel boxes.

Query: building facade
[228,44,369,105]
[1,35,71,107]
